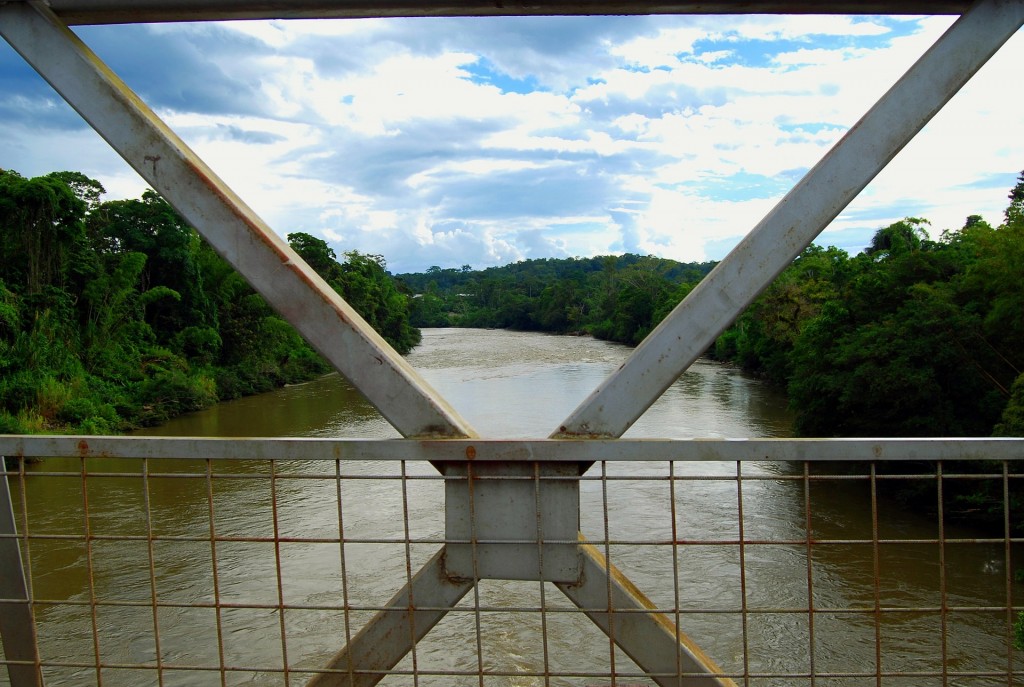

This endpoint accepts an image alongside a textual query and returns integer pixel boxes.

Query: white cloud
[1,13,1020,275]
[610,26,707,67]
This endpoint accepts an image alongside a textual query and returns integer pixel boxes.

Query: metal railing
[3,1,1024,685]
[2,436,1023,686]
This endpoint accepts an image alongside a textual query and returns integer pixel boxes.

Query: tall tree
[90,190,215,343]
[0,169,88,297]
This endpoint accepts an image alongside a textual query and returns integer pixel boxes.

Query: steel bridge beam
[554,0,1024,440]
[0,471,41,687]
[557,539,735,687]
[33,1,977,26]
[0,0,475,444]
[306,549,475,687]
[3,436,1023,464]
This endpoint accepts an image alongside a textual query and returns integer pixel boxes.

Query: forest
[0,168,419,434]
[2,166,1022,444]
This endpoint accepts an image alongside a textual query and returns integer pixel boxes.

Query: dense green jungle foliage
[398,254,716,345]
[0,168,419,434]
[716,173,1024,442]
[714,173,1024,533]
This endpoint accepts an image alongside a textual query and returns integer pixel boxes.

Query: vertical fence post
[0,459,42,687]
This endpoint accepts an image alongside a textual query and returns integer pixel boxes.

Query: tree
[45,171,106,211]
[864,217,930,258]
[1005,169,1024,226]
[288,232,343,282]
[337,251,421,353]
[995,373,1024,436]
[713,245,847,383]
[91,191,215,343]
[0,170,88,296]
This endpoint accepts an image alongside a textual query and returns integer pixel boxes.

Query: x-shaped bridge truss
[2,1,1023,684]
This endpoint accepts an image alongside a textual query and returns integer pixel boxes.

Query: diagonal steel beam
[306,548,474,687]
[551,0,1024,683]
[557,540,736,687]
[0,0,476,442]
[0,4,481,683]
[553,0,1024,440]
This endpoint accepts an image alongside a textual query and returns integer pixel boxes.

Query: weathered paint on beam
[0,0,477,441]
[37,0,975,26]
[553,0,1024,440]
[2,435,1022,463]
[305,547,474,687]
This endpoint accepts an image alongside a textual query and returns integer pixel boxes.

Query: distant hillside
[397,254,715,295]
[395,254,717,345]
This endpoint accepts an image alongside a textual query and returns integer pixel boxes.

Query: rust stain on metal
[438,548,474,585]
[465,445,476,460]
[77,439,89,457]
[143,154,160,176]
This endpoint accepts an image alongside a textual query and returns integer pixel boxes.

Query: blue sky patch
[691,171,792,203]
[691,21,902,69]
[461,57,541,94]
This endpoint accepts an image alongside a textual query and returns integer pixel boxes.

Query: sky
[1,13,1022,274]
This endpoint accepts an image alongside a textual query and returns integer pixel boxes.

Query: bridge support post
[0,462,42,687]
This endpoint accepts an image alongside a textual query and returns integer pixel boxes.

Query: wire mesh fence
[2,441,1022,686]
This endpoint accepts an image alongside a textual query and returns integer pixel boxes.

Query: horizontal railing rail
[2,435,1023,463]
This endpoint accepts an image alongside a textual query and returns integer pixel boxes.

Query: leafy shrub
[35,375,72,425]
[135,369,217,425]
[172,325,222,366]
[0,410,22,434]
[56,397,98,425]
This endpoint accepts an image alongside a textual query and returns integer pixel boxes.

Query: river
[9,329,1020,686]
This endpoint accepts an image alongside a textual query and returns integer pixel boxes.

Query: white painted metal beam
[554,0,1024,440]
[2,435,1023,463]
[29,1,976,26]
[305,548,474,687]
[0,0,477,442]
[557,539,737,687]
